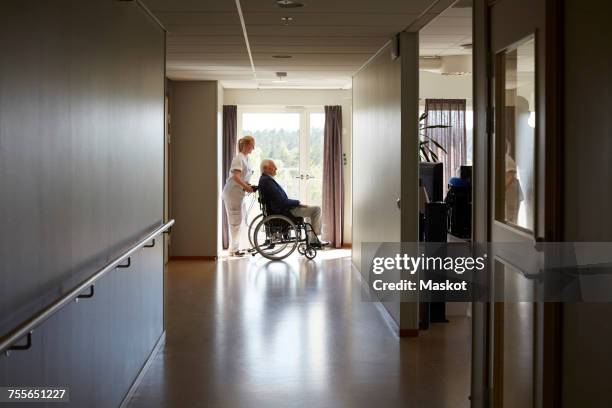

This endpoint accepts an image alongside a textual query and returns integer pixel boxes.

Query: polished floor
[127,250,470,408]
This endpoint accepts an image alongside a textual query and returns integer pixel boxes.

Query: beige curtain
[425,99,467,196]
[322,106,343,247]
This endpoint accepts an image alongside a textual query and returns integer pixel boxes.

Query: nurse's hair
[238,135,255,152]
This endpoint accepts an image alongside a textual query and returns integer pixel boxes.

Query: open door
[490,33,540,408]
[472,0,563,406]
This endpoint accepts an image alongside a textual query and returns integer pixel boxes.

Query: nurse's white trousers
[222,185,246,252]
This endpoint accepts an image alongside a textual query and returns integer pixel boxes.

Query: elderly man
[258,159,328,248]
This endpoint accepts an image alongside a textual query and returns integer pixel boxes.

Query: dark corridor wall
[0,1,165,406]
[561,1,612,406]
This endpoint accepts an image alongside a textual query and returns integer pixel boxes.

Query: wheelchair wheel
[253,215,299,260]
[304,247,317,260]
[297,243,307,255]
[247,213,263,249]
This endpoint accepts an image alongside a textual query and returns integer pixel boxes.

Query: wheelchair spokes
[245,187,318,260]
[253,215,299,260]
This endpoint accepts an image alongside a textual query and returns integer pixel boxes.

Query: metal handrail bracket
[0,219,174,356]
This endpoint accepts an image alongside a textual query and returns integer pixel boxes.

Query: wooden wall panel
[352,43,402,324]
[0,1,165,406]
[352,35,421,333]
[399,31,420,333]
[168,80,220,257]
[561,1,612,406]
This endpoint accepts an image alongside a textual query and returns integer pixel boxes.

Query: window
[495,35,536,232]
[237,107,325,221]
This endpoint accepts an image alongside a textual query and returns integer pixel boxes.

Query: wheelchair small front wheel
[304,247,317,260]
[297,243,307,255]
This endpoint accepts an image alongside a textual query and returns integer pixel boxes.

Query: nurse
[222,135,255,256]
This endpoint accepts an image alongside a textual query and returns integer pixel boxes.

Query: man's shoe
[310,241,330,249]
[230,250,245,257]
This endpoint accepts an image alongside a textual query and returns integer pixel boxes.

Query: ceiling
[142,0,471,89]
[419,5,472,57]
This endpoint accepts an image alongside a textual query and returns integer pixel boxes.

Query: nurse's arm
[231,170,253,192]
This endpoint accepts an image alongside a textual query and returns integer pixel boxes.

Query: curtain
[424,99,467,196]
[222,105,238,250]
[322,105,344,248]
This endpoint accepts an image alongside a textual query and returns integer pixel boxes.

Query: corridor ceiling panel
[142,0,457,88]
[419,6,472,56]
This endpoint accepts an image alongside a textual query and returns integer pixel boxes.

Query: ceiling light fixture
[281,16,293,25]
[276,0,304,8]
[273,72,288,82]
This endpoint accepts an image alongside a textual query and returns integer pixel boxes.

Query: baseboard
[399,329,419,337]
[170,256,217,261]
[341,243,353,249]
[350,261,400,338]
[120,330,166,408]
[373,300,400,337]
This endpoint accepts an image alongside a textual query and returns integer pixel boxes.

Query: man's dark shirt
[258,173,300,215]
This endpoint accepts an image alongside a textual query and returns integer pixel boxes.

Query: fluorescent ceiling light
[277,0,305,8]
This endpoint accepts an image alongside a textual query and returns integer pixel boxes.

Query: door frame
[471,0,564,407]
[164,94,172,265]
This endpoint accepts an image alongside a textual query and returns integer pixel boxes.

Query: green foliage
[244,125,324,206]
[419,112,451,162]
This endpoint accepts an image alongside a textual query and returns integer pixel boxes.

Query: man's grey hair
[260,159,273,174]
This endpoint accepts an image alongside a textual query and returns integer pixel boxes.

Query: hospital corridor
[2,0,612,407]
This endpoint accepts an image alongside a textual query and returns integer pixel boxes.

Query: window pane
[466,109,473,165]
[498,37,536,231]
[308,113,324,207]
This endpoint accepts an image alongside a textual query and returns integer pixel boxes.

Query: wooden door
[472,0,563,407]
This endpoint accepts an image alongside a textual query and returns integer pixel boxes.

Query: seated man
[258,159,328,248]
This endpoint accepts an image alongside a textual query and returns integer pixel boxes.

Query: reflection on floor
[127,250,470,408]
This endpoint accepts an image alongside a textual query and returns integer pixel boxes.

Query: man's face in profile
[267,161,278,177]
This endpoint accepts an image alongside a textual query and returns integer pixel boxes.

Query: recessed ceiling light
[281,16,293,25]
[272,55,293,59]
[276,0,304,9]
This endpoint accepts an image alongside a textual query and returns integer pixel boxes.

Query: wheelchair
[246,187,320,261]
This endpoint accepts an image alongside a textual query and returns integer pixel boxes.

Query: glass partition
[496,36,536,232]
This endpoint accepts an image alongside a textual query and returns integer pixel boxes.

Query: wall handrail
[0,219,175,356]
